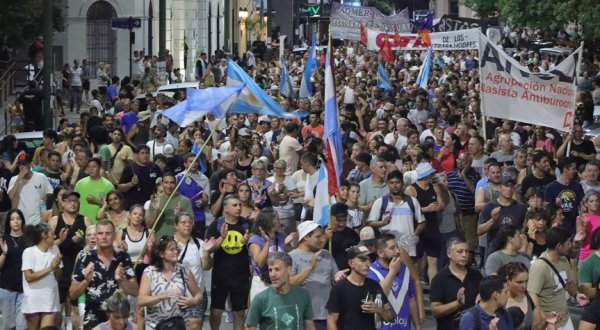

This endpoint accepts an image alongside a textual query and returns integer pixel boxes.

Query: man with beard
[519,150,555,201]
[146,123,170,159]
[556,123,596,168]
[98,127,135,184]
[290,221,341,330]
[117,145,162,210]
[176,153,210,239]
[146,172,193,237]
[367,234,420,330]
[245,252,315,330]
[326,245,394,330]
[367,170,425,258]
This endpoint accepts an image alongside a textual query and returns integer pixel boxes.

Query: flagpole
[134,115,227,267]
[478,30,487,140]
[566,41,585,157]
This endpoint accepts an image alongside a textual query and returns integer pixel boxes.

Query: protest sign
[366,28,479,51]
[331,2,411,40]
[432,15,497,32]
[479,32,582,131]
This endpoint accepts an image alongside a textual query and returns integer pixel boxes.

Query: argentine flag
[377,62,393,91]
[280,60,295,99]
[299,33,318,98]
[313,165,330,226]
[416,48,433,89]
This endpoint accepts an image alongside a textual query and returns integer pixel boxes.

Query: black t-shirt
[326,277,389,330]
[520,172,555,200]
[328,228,360,271]
[118,162,162,210]
[209,190,235,218]
[581,298,600,327]
[571,140,596,168]
[0,234,26,292]
[478,200,528,248]
[429,266,483,330]
[18,89,43,120]
[205,217,251,285]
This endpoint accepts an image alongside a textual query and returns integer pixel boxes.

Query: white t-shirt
[146,139,166,159]
[384,132,408,154]
[21,245,62,313]
[8,172,53,225]
[279,135,303,176]
[177,237,205,291]
[368,196,425,257]
[342,86,356,105]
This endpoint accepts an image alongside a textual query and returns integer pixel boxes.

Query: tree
[0,0,64,48]
[460,0,498,18]
[462,0,600,39]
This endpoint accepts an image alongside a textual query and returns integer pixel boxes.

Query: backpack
[452,306,481,330]
[378,194,419,228]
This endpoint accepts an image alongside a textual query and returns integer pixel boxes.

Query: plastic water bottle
[39,199,46,213]
[374,293,383,329]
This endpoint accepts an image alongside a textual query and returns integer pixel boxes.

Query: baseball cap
[238,127,252,137]
[16,153,32,165]
[500,175,516,185]
[62,191,81,200]
[359,227,376,245]
[347,245,371,259]
[297,221,320,242]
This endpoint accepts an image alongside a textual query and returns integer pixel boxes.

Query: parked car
[0,131,62,156]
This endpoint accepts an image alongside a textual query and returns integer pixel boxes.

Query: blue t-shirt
[544,180,584,234]
[459,304,513,330]
[107,84,118,104]
[120,111,138,134]
[367,259,415,330]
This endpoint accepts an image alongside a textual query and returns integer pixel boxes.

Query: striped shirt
[446,169,480,213]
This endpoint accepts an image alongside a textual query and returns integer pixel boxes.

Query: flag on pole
[393,26,402,46]
[161,86,243,127]
[379,33,395,64]
[227,60,296,118]
[279,60,295,99]
[377,62,393,90]
[313,165,330,226]
[324,31,343,196]
[416,47,433,89]
[299,33,318,98]
[360,20,368,46]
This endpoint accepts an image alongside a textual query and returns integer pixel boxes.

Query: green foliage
[460,0,498,18]
[464,0,600,39]
[0,0,64,47]
[374,1,391,15]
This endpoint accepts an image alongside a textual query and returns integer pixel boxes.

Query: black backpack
[452,306,481,330]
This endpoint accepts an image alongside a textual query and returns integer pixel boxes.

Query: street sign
[111,17,142,30]
[305,4,321,15]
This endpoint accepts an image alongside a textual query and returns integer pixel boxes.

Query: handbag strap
[538,257,566,289]
[180,267,187,293]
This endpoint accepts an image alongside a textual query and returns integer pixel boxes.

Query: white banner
[366,28,480,51]
[479,32,581,132]
[331,2,411,40]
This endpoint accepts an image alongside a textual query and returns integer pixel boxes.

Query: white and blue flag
[279,60,295,99]
[313,165,330,227]
[161,86,243,127]
[377,62,393,90]
[299,33,318,98]
[416,48,433,89]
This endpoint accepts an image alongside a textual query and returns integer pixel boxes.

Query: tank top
[54,214,87,282]
[236,157,255,178]
[122,227,149,263]
[411,182,437,222]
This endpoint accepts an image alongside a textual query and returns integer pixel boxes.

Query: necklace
[10,235,20,248]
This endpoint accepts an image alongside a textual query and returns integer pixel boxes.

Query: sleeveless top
[54,214,87,281]
[411,182,437,222]
[236,157,255,178]
[122,227,149,263]
[144,264,188,328]
[98,321,134,330]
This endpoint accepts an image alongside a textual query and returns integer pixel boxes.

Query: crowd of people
[1,32,600,330]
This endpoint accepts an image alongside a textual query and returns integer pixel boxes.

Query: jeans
[0,288,26,329]
[70,85,83,112]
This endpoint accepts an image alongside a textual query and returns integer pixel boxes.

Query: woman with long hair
[117,204,151,281]
[247,208,294,302]
[234,140,254,178]
[138,235,203,329]
[432,173,461,269]
[485,225,530,275]
[576,191,600,260]
[236,182,260,221]
[97,190,130,230]
[522,209,549,259]
[21,223,63,330]
[0,209,27,329]
[42,185,67,224]
[497,262,544,330]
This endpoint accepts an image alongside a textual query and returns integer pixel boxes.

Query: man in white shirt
[408,95,429,132]
[70,59,84,113]
[278,123,304,175]
[7,154,53,225]
[384,118,410,154]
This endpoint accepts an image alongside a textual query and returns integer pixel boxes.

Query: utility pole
[42,0,53,129]
[208,2,212,57]
[217,2,220,53]
[159,0,166,60]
